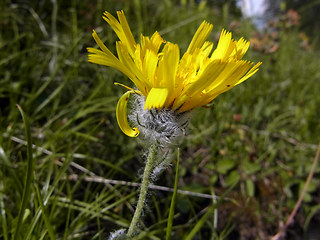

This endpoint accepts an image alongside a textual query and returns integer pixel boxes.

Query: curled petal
[116,91,139,137]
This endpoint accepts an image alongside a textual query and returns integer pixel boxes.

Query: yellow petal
[143,50,158,85]
[134,44,143,71]
[172,59,229,111]
[103,10,136,56]
[211,29,235,61]
[205,60,251,92]
[201,41,214,57]
[233,37,250,60]
[116,41,150,93]
[144,88,168,110]
[203,61,253,100]
[187,21,213,55]
[150,31,164,52]
[236,61,262,85]
[88,45,145,94]
[141,31,164,53]
[157,43,180,92]
[87,47,125,72]
[91,30,115,56]
[190,61,262,110]
[177,94,204,112]
[88,31,138,85]
[184,60,226,98]
[116,91,139,137]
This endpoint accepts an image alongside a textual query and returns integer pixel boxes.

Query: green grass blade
[34,183,56,240]
[0,124,18,239]
[24,152,73,240]
[185,181,238,240]
[0,181,9,240]
[185,206,214,240]
[34,81,66,114]
[13,105,34,240]
[165,148,180,240]
[0,144,23,194]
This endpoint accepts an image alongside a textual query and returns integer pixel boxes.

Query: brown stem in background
[271,142,320,240]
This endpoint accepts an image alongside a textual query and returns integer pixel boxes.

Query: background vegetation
[0,0,319,239]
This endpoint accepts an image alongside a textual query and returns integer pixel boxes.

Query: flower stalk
[127,144,157,237]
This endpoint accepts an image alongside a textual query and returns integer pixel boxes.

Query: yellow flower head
[87,11,261,138]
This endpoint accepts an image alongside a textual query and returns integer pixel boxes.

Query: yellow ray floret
[103,10,136,56]
[88,10,262,137]
[144,88,169,110]
[187,21,213,54]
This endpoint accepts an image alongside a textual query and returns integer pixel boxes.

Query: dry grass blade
[271,142,320,240]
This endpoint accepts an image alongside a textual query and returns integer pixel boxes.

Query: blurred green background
[0,0,319,239]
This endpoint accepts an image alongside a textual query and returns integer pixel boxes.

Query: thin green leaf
[166,148,180,240]
[34,183,56,240]
[185,182,238,240]
[13,105,34,240]
[0,181,9,240]
[34,81,66,114]
[185,206,214,240]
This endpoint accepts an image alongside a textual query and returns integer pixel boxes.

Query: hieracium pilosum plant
[88,10,261,239]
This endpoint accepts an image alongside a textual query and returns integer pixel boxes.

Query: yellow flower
[87,11,261,138]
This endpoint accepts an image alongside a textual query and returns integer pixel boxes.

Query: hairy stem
[127,144,157,237]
